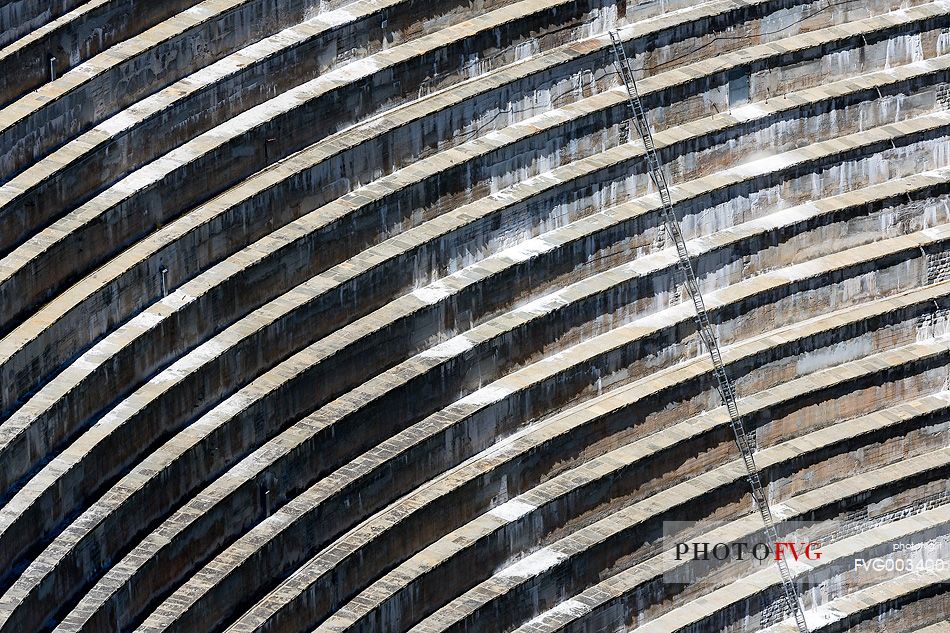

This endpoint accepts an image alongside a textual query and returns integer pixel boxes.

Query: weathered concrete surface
[2,9,947,513]
[130,281,950,633]
[0,0,944,406]
[1,0,949,632]
[0,0,618,264]
[2,98,945,609]
[0,0,87,48]
[68,341,949,633]
[0,0,202,107]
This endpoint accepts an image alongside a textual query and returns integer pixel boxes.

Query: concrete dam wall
[0,0,948,631]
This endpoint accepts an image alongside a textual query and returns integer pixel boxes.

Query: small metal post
[159,264,168,297]
[260,483,271,517]
[49,55,57,82]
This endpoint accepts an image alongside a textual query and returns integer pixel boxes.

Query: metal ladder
[607,30,810,633]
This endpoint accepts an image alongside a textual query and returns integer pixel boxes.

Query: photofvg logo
[662,521,824,588]
[661,519,950,590]
[674,540,822,563]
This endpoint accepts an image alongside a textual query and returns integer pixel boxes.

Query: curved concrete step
[0,0,203,106]
[0,0,634,409]
[48,169,950,632]
[0,0,608,261]
[1,0,942,420]
[790,576,949,633]
[2,90,948,631]
[320,381,950,633]
[0,0,772,356]
[0,0,404,181]
[514,429,950,630]
[405,443,950,633]
[627,504,950,633]
[0,0,522,261]
[1,0,916,251]
[6,180,942,632]
[2,52,947,522]
[524,464,950,633]
[66,327,950,633]
[0,0,87,48]
[1,0,947,631]
[130,279,950,633]
[2,100,944,606]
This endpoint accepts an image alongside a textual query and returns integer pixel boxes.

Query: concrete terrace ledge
[127,280,950,633]
[0,0,416,179]
[3,10,949,338]
[624,506,950,633]
[1,0,948,630]
[46,172,950,628]
[4,176,946,632]
[517,466,950,633]
[405,446,950,633]
[232,363,950,633]
[0,0,614,258]
[2,45,948,514]
[63,333,950,633]
[0,0,635,406]
[1,0,943,417]
[11,45,946,465]
[29,191,950,628]
[2,104,946,604]
[0,0,202,106]
[511,405,950,631]
[1,94,950,632]
[0,0,917,238]
[0,0,87,48]
[318,381,950,633]
[762,569,950,632]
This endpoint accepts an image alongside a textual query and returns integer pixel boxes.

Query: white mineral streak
[420,334,474,359]
[730,102,769,123]
[502,237,557,263]
[497,547,567,579]
[521,598,590,627]
[518,293,569,316]
[457,384,515,406]
[411,282,454,304]
[488,498,536,522]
